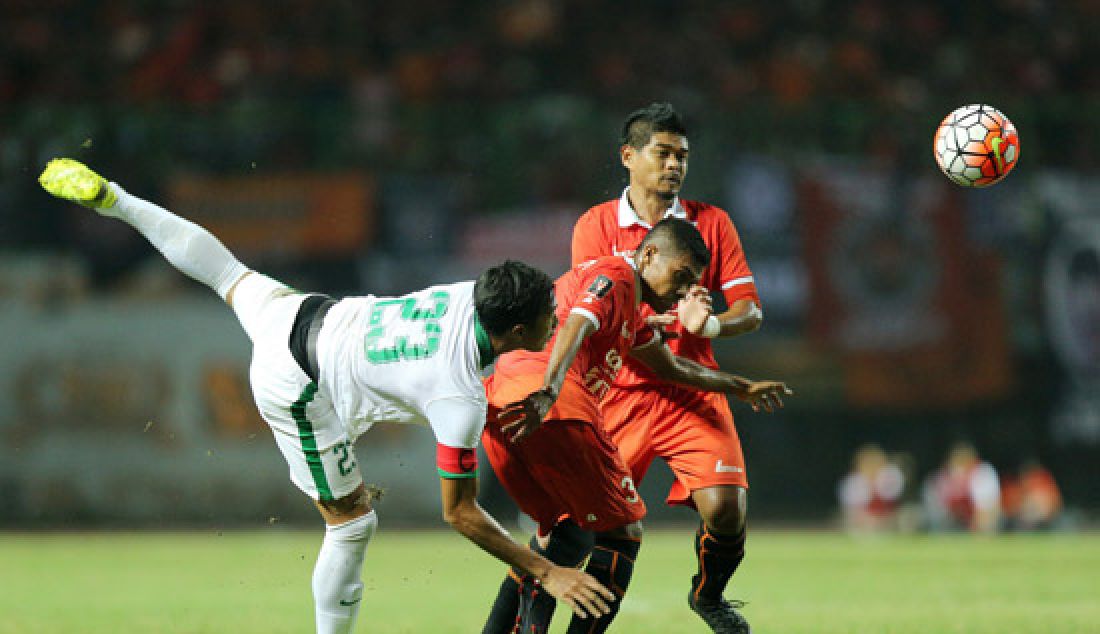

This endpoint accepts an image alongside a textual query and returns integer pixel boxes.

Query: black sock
[690,522,746,602]
[482,569,523,634]
[565,536,641,634]
[483,521,593,634]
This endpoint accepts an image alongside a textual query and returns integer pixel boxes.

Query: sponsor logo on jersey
[715,460,744,473]
[586,275,614,299]
[613,246,636,260]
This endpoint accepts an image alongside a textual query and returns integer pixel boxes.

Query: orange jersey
[492,256,658,416]
[572,191,759,388]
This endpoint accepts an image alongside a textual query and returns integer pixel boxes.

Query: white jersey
[314,280,490,449]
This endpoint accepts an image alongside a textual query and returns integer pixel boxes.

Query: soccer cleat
[39,158,117,211]
[688,592,752,634]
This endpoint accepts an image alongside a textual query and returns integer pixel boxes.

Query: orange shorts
[600,384,747,507]
[482,371,646,535]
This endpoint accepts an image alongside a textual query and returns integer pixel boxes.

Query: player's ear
[639,242,659,268]
[620,144,634,169]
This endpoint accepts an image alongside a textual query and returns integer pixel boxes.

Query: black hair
[620,102,688,149]
[474,260,556,336]
[638,218,711,270]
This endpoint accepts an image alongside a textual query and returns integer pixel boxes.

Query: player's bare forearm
[439,477,615,618]
[498,314,596,442]
[715,298,762,337]
[632,343,750,393]
[439,478,552,577]
[631,344,792,411]
[540,313,596,397]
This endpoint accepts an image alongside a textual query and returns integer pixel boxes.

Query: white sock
[313,511,377,634]
[105,183,250,299]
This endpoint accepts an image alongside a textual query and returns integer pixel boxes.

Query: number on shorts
[334,441,357,477]
[364,291,450,364]
[621,476,640,504]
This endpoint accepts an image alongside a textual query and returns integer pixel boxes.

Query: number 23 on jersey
[363,291,450,364]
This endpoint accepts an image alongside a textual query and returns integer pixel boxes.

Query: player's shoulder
[408,279,476,314]
[681,199,732,223]
[577,254,633,278]
[577,199,619,226]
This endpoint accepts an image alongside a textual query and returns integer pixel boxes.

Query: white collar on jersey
[617,187,687,228]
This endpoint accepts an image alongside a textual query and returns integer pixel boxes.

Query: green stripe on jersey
[290,382,334,501]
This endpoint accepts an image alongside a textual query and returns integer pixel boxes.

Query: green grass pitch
[1,529,1097,633]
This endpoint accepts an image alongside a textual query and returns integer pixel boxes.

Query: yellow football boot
[39,158,117,210]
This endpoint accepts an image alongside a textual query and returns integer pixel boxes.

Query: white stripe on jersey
[721,276,754,290]
[570,307,601,330]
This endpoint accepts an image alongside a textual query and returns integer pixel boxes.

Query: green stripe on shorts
[290,382,334,501]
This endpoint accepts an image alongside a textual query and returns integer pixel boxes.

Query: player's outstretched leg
[688,521,750,634]
[563,530,641,634]
[313,510,378,634]
[483,519,592,634]
[39,158,249,301]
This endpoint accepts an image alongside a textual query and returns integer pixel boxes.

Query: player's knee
[312,511,377,607]
[602,520,643,542]
[700,486,747,534]
[590,534,642,597]
[317,485,373,524]
[539,519,594,567]
[329,509,378,545]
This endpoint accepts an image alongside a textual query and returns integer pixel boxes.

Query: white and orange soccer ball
[933,104,1020,187]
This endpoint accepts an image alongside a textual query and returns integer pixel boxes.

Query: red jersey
[572,191,759,388]
[494,256,658,406]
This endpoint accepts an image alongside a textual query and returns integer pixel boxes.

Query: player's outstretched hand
[540,564,616,619]
[498,388,556,443]
[677,285,713,336]
[737,381,793,413]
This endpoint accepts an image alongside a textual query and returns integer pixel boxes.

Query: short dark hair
[474,260,555,336]
[638,218,711,270]
[621,102,688,149]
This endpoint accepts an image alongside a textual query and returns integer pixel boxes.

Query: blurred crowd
[4,1,1096,109]
[2,1,1097,228]
[837,442,1068,534]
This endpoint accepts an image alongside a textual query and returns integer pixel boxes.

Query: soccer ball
[933,104,1020,187]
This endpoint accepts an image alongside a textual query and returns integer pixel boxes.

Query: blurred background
[1,0,1097,533]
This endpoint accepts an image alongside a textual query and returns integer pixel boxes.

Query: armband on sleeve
[436,443,479,479]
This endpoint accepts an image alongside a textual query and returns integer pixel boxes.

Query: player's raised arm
[630,339,791,413]
[497,313,596,442]
[437,476,614,619]
[631,292,791,411]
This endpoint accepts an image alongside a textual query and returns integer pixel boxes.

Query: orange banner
[167,171,376,256]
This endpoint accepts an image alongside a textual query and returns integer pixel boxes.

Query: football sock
[564,535,641,634]
[107,184,250,300]
[483,520,593,634]
[690,522,746,602]
[482,569,524,634]
[312,511,377,634]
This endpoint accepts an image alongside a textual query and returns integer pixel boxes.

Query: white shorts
[231,272,363,502]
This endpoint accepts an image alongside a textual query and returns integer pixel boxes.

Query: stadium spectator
[922,442,1002,533]
[1001,460,1064,531]
[836,443,906,533]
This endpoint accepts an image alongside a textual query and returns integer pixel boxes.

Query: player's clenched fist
[539,565,616,619]
[676,284,713,336]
